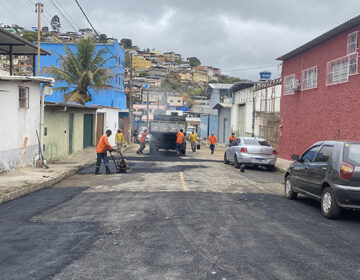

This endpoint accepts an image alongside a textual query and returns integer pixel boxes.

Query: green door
[83,114,94,148]
[69,113,74,155]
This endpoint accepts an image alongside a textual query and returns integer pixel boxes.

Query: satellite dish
[43,86,53,96]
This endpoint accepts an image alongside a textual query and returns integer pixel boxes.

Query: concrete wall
[97,107,119,145]
[0,80,41,171]
[280,25,360,159]
[44,107,96,162]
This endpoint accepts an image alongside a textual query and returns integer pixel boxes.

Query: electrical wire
[221,64,280,72]
[53,0,81,31]
[47,0,78,32]
[0,0,20,24]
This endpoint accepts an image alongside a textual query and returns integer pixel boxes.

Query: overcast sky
[2,0,360,80]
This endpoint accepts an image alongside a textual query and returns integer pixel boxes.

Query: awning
[213,103,233,110]
[0,28,51,56]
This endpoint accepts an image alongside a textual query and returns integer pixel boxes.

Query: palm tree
[43,38,116,105]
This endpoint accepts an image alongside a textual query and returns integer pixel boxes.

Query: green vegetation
[218,75,241,84]
[121,38,133,49]
[161,76,180,90]
[187,57,201,67]
[43,38,115,105]
[22,31,38,43]
[99,34,107,43]
[139,71,148,77]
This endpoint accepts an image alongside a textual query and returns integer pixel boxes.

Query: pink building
[277,15,360,159]
[133,104,166,127]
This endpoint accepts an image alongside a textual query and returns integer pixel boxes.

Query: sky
[1,0,360,80]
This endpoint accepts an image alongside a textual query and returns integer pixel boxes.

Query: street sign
[144,84,149,89]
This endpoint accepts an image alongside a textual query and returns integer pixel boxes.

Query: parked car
[284,140,360,219]
[224,137,277,172]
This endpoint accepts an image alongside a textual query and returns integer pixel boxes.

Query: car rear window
[243,138,271,146]
[344,144,360,166]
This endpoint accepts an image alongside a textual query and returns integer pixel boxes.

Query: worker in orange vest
[95,129,115,174]
[136,129,148,154]
[208,132,218,154]
[176,129,185,156]
[229,133,236,144]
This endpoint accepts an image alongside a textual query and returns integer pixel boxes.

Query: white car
[224,137,277,172]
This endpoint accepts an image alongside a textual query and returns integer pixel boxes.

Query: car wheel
[321,187,341,219]
[266,165,275,172]
[224,152,230,164]
[285,176,298,200]
[234,156,240,168]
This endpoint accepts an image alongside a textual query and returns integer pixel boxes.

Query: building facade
[39,40,126,109]
[277,15,360,159]
[132,55,152,71]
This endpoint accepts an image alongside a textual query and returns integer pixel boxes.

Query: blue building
[37,40,126,109]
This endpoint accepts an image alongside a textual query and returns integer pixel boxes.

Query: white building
[0,76,54,171]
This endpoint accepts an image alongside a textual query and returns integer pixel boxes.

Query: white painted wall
[0,80,41,171]
[97,107,119,145]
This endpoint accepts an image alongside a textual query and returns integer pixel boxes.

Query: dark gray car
[284,140,360,219]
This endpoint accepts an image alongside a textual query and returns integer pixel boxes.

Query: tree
[187,57,201,67]
[43,38,115,105]
[139,71,148,77]
[121,38,132,49]
[22,31,37,43]
[51,15,61,32]
[99,33,107,43]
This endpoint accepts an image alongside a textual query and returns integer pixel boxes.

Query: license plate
[255,158,265,161]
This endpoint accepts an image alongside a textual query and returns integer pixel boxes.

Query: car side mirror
[291,154,300,161]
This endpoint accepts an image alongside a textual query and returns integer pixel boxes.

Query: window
[19,87,29,109]
[301,66,317,90]
[231,139,240,146]
[301,146,321,162]
[284,74,295,95]
[243,138,271,147]
[347,32,358,54]
[344,144,360,166]
[349,53,358,75]
[315,145,334,162]
[326,56,349,85]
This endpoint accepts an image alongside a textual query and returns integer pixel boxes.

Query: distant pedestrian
[176,129,185,156]
[208,132,218,154]
[95,129,115,174]
[137,129,148,154]
[188,131,198,152]
[229,133,236,145]
[115,129,125,152]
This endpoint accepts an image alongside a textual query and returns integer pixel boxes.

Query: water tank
[259,71,271,80]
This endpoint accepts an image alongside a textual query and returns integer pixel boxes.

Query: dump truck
[149,115,187,154]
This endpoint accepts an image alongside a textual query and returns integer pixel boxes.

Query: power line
[53,0,81,31]
[26,0,52,28]
[47,0,78,32]
[222,64,280,72]
[0,0,19,24]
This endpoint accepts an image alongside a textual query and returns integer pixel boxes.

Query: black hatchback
[284,141,360,219]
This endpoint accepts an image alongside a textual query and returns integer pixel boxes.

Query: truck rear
[149,115,187,154]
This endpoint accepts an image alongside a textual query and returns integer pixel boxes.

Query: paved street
[1,145,360,280]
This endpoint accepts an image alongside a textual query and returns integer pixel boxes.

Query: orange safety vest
[209,135,217,145]
[176,132,185,144]
[229,136,236,143]
[96,134,113,153]
[140,131,147,143]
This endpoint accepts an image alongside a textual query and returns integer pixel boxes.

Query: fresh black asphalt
[1,151,360,279]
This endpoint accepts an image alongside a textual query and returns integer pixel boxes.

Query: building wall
[192,71,209,83]
[167,96,183,106]
[39,40,126,109]
[132,56,152,71]
[280,25,360,159]
[97,107,119,145]
[44,108,96,162]
[0,80,40,171]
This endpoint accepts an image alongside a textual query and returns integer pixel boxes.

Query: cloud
[3,0,360,80]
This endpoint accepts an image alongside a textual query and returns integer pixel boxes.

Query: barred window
[283,74,295,95]
[347,32,358,54]
[19,87,29,109]
[301,66,317,90]
[326,56,349,85]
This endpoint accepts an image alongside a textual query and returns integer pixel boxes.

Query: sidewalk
[0,144,135,205]
[275,158,293,173]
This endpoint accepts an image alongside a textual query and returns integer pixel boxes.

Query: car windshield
[243,138,271,147]
[344,144,360,166]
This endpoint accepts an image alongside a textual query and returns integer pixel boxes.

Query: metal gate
[237,104,246,136]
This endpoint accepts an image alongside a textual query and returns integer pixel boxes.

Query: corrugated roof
[207,83,233,89]
[277,15,360,61]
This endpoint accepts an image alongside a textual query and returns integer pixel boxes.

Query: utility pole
[128,53,133,142]
[36,3,42,77]
[146,86,149,129]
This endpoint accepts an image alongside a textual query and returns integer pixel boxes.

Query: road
[1,145,360,280]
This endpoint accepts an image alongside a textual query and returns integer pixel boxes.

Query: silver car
[224,137,277,172]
